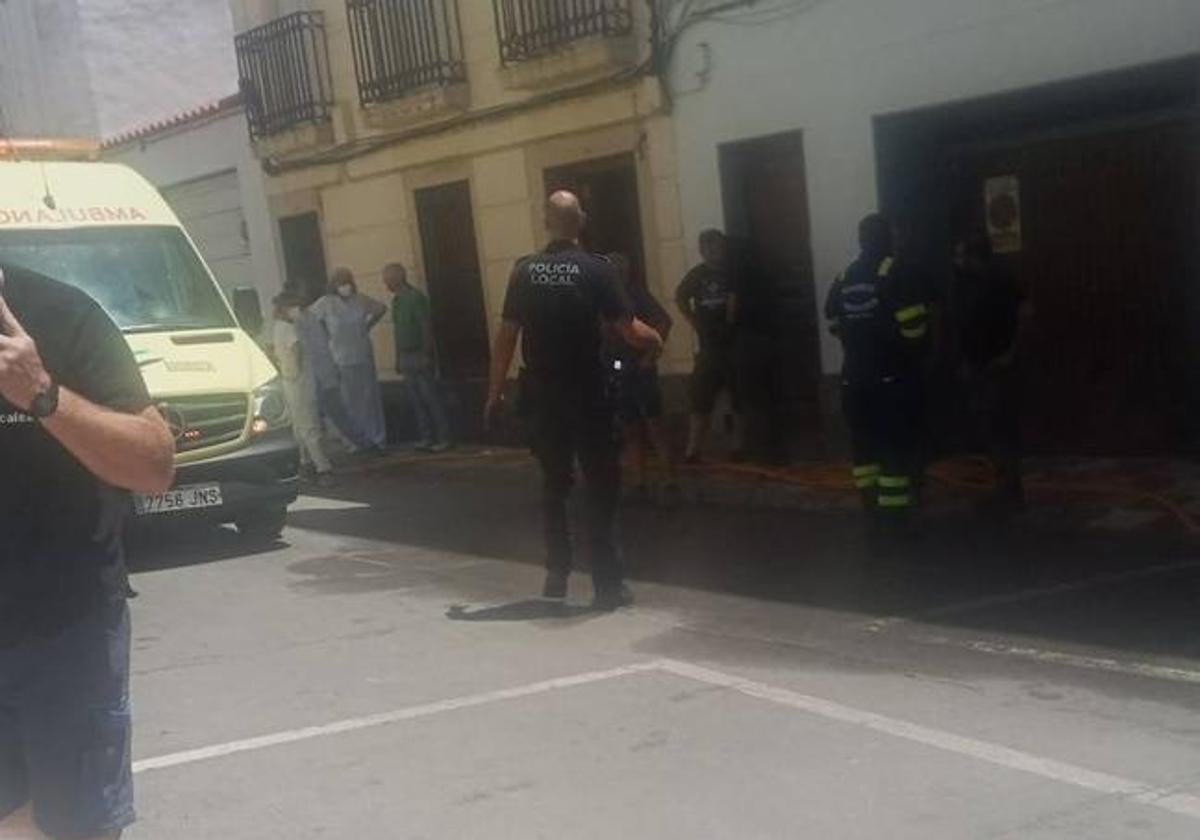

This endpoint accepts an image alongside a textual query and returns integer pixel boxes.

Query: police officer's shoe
[542,571,569,600]
[592,583,634,612]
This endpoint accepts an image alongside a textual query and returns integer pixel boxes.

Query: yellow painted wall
[232,0,692,379]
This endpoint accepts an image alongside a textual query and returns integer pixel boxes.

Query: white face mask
[336,285,354,298]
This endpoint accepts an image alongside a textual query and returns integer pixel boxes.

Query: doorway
[718,131,822,457]
[414,180,490,384]
[543,153,648,291]
[875,55,1200,455]
[278,211,328,304]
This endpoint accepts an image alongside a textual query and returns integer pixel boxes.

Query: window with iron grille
[235,11,335,139]
[348,0,466,106]
[493,0,632,64]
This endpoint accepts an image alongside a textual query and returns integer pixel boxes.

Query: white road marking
[656,659,1200,821]
[865,558,1200,633]
[132,661,660,774]
[910,635,1200,686]
[133,658,1200,822]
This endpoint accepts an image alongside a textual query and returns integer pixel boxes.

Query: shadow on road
[445,599,597,622]
[132,460,1200,666]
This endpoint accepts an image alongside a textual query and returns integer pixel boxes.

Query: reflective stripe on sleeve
[895,304,928,324]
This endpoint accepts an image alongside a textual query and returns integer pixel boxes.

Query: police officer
[485,191,664,610]
[825,214,930,524]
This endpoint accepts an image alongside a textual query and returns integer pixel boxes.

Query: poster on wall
[984,175,1022,254]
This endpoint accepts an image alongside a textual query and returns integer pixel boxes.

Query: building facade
[227,0,690,432]
[0,0,237,138]
[666,0,1200,455]
[103,99,286,304]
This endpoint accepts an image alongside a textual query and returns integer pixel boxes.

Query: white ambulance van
[0,142,298,540]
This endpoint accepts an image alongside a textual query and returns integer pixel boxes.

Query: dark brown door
[719,132,822,437]
[278,212,328,304]
[955,119,1199,454]
[415,181,490,382]
[544,154,648,291]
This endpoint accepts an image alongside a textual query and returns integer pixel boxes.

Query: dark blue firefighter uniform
[502,241,631,591]
[825,255,930,516]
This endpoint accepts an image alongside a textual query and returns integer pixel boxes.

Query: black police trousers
[527,384,623,587]
[842,376,924,515]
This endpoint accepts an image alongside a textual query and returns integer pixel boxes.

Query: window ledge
[499,34,637,92]
[360,82,470,132]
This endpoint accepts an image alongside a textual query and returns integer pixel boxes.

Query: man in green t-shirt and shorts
[384,263,452,452]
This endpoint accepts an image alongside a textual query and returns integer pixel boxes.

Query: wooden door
[543,154,648,292]
[415,181,490,382]
[955,119,1199,454]
[278,212,328,305]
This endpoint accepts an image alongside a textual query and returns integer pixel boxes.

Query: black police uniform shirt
[677,263,735,355]
[0,266,152,647]
[502,240,630,389]
[825,254,928,384]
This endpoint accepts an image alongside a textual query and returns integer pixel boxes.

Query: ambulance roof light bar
[0,138,102,161]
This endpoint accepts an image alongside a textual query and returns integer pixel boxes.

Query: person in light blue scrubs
[309,268,388,449]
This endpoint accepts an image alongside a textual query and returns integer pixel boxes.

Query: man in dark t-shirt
[486,192,663,610]
[676,229,742,463]
[951,233,1026,511]
[0,266,175,840]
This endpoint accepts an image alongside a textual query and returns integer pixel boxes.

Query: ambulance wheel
[235,506,287,542]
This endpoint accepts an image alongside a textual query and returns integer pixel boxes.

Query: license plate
[134,483,223,516]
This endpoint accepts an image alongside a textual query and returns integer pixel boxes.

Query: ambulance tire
[235,505,288,543]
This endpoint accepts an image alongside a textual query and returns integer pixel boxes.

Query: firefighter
[825,214,930,524]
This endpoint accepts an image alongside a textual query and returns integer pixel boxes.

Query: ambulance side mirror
[232,287,264,336]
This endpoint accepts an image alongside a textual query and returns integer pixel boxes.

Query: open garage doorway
[875,56,1200,456]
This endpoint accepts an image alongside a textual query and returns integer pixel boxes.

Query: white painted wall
[105,110,285,303]
[0,0,237,139]
[668,0,1200,373]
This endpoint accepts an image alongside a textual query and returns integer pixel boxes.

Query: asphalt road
[123,456,1200,838]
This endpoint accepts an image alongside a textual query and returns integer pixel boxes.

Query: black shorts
[615,365,664,423]
[0,601,135,840]
[690,350,737,414]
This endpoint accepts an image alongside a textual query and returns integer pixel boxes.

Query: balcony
[348,0,466,107]
[235,11,334,140]
[493,0,633,65]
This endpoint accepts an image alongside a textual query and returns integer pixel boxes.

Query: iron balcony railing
[493,0,632,64]
[235,11,334,139]
[348,0,466,105]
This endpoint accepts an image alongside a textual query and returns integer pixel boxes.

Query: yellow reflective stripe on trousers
[853,464,881,478]
[878,476,910,489]
[855,477,878,489]
[878,494,912,508]
[895,304,928,324]
[901,324,928,339]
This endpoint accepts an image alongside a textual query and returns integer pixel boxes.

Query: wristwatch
[29,381,60,419]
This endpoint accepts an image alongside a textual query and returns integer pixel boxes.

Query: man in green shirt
[384,263,452,452]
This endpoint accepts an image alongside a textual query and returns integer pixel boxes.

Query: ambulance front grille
[160,394,249,454]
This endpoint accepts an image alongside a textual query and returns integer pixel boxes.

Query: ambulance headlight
[251,378,289,434]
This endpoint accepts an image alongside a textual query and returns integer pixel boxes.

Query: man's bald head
[545,190,586,241]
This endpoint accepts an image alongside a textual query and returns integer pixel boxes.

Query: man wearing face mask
[273,291,334,486]
[310,269,389,450]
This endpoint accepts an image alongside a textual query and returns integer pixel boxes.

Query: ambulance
[0,141,298,540]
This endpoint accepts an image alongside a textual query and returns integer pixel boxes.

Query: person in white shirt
[273,291,334,485]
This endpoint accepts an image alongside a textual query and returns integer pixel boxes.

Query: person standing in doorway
[384,263,452,453]
[604,252,679,498]
[0,265,175,840]
[485,191,664,610]
[951,232,1026,514]
[825,214,931,530]
[310,268,388,450]
[273,291,335,486]
[676,229,743,464]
